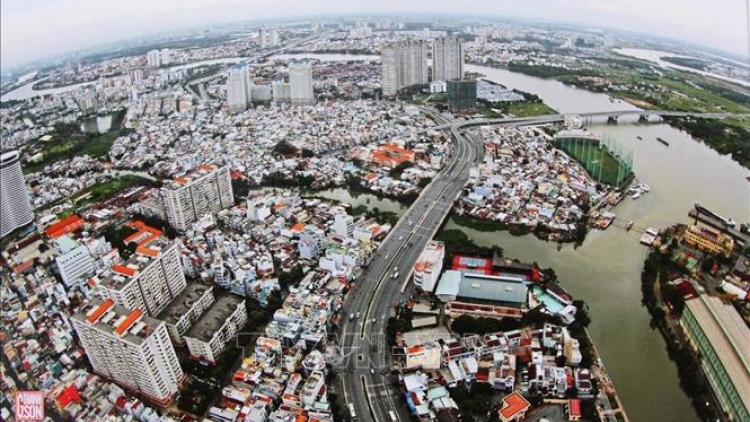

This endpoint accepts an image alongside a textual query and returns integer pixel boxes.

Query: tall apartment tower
[0,151,34,238]
[289,62,314,104]
[381,40,429,97]
[71,299,184,405]
[432,37,464,83]
[100,235,186,317]
[162,164,234,231]
[227,63,251,113]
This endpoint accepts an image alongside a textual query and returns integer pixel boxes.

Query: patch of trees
[388,161,414,179]
[272,140,298,156]
[660,56,709,71]
[176,378,218,416]
[507,62,598,79]
[450,383,496,420]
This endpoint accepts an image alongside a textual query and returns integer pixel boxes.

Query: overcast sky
[2,0,749,69]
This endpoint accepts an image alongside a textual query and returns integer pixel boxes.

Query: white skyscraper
[227,64,250,113]
[432,37,464,83]
[381,40,429,97]
[72,299,184,405]
[289,62,314,104]
[0,151,34,238]
[160,48,171,66]
[162,164,234,231]
[146,49,171,67]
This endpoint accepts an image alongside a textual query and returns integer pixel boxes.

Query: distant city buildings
[227,63,253,113]
[381,40,429,96]
[0,151,34,238]
[71,299,184,406]
[162,164,234,231]
[259,29,280,48]
[146,48,171,67]
[432,37,464,83]
[289,62,314,104]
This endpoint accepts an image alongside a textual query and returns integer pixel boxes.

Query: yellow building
[685,224,734,256]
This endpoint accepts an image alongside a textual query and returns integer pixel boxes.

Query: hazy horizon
[2,0,749,71]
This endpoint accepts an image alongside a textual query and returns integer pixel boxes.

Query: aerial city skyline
[0,3,749,422]
[2,0,750,70]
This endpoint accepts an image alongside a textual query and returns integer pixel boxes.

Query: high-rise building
[432,37,464,83]
[289,62,314,104]
[183,294,247,364]
[160,48,171,66]
[0,151,34,238]
[146,50,161,67]
[146,49,171,68]
[272,80,291,102]
[259,29,280,48]
[227,63,250,113]
[71,299,184,405]
[162,164,234,231]
[447,79,477,112]
[381,40,429,97]
[55,235,95,288]
[99,221,186,317]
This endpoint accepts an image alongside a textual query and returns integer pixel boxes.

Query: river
[0,78,94,102]
[319,60,747,422]
[462,65,747,422]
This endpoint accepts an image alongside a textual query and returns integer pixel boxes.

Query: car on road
[370,368,375,375]
[349,313,354,321]
[392,271,399,279]
[398,235,403,240]
[385,253,389,260]
[356,312,361,319]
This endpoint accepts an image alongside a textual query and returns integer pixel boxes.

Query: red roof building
[371,143,415,169]
[498,391,531,422]
[45,214,84,239]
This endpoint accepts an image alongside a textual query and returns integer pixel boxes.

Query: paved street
[341,110,582,422]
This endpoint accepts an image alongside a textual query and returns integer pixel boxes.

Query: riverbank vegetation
[480,56,750,170]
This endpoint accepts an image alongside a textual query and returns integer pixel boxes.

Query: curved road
[341,110,569,422]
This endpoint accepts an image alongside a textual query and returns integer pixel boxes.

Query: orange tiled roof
[499,391,530,420]
[87,299,115,323]
[115,308,142,335]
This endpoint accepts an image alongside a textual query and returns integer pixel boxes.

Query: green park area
[23,109,129,174]
[71,175,160,207]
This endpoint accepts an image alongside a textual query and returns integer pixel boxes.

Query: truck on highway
[348,403,357,420]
